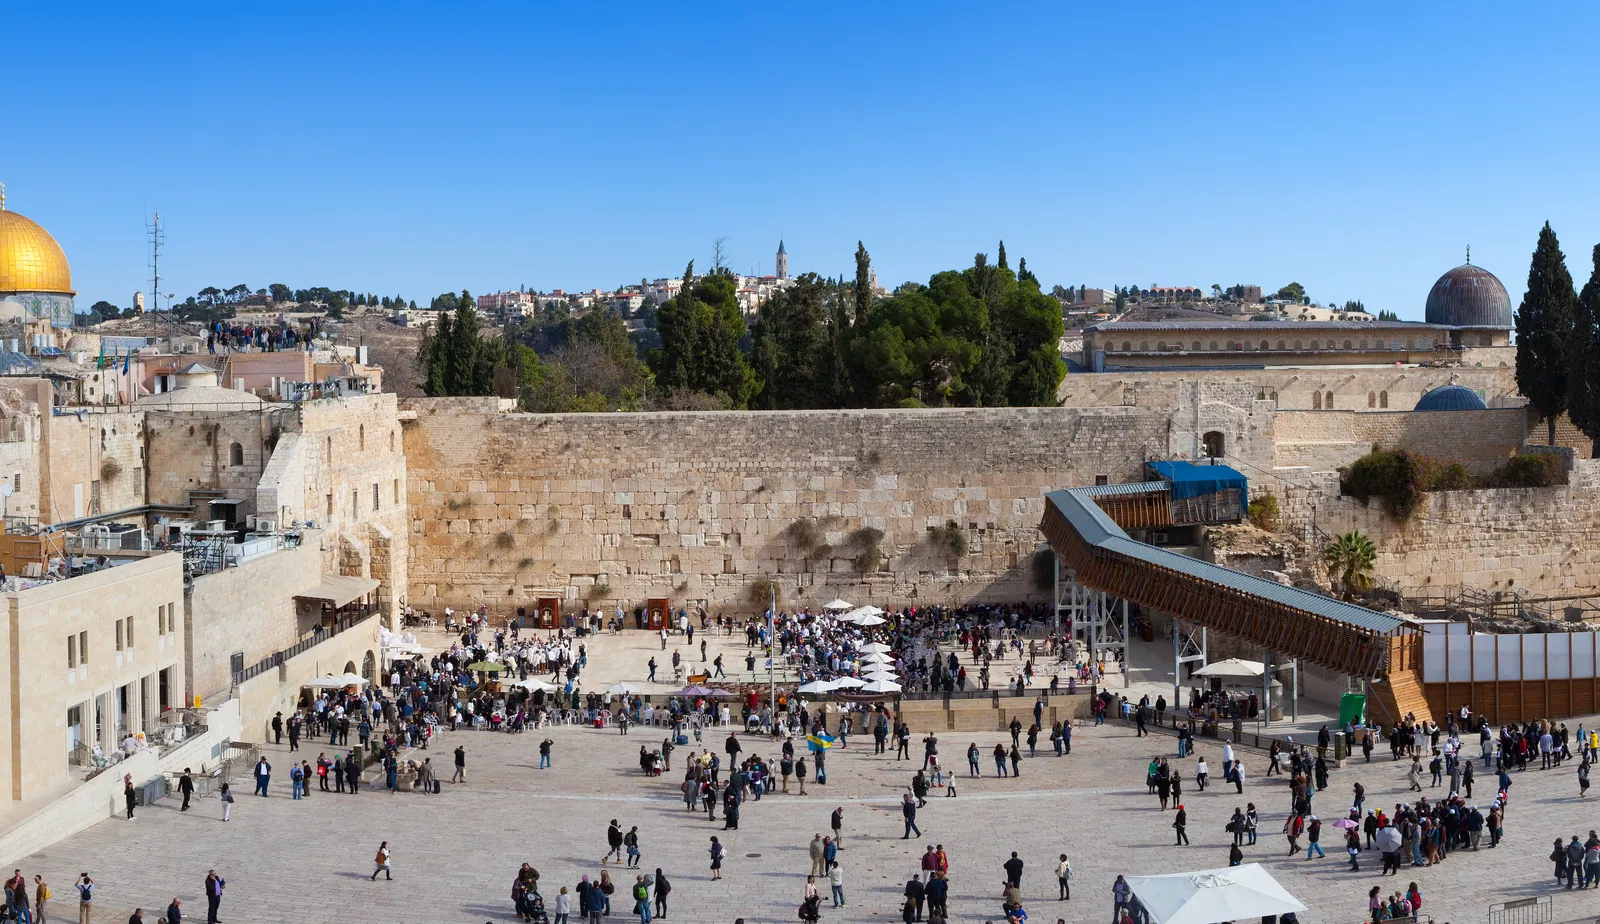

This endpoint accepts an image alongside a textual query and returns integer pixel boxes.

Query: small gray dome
[1414,384,1487,412]
[1425,264,1512,329]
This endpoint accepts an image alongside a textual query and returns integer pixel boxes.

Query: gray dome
[1425,264,1512,329]
[1414,384,1487,412]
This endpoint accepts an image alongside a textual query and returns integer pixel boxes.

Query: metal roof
[1425,264,1512,329]
[1085,320,1441,332]
[1073,481,1170,498]
[1046,488,1407,634]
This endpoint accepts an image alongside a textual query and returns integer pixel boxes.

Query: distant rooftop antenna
[147,211,165,312]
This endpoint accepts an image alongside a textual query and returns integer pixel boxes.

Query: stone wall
[144,407,271,512]
[1276,460,1600,599]
[1271,408,1526,474]
[402,400,1222,613]
[1058,366,1517,416]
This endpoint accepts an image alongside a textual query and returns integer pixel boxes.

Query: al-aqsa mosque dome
[1424,261,1511,330]
[0,187,77,327]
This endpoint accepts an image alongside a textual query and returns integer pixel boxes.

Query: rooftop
[1086,319,1440,332]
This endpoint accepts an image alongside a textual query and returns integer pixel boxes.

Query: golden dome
[0,209,75,295]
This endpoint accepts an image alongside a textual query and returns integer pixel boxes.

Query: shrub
[1247,494,1281,531]
[847,527,885,573]
[1491,453,1566,488]
[747,577,779,606]
[100,458,123,480]
[1340,450,1424,518]
[588,583,612,602]
[1427,461,1472,492]
[783,519,823,553]
[930,520,967,559]
[495,532,515,550]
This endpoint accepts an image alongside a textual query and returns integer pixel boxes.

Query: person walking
[1173,805,1189,846]
[1055,855,1071,901]
[452,745,467,784]
[625,826,642,869]
[631,875,651,924]
[123,775,137,821]
[901,792,922,839]
[604,820,625,865]
[1305,816,1325,859]
[218,783,233,822]
[831,806,844,850]
[652,869,670,918]
[202,871,224,924]
[1003,851,1024,889]
[708,837,724,881]
[371,841,393,881]
[74,874,92,924]
[252,758,270,797]
[828,861,844,907]
[178,770,195,813]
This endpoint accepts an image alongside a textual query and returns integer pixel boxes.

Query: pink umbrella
[1332,818,1360,829]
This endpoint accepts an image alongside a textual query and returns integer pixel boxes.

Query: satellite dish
[1,482,13,497]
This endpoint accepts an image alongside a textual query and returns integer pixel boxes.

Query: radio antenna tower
[147,211,165,312]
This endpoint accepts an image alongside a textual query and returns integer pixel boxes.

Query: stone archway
[1201,431,1225,459]
[362,650,377,684]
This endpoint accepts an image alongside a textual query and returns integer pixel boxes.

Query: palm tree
[1323,530,1378,600]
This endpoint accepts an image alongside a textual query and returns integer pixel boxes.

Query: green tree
[1568,243,1600,456]
[996,240,1008,271]
[653,262,701,392]
[1275,282,1306,302]
[1322,530,1377,601]
[852,242,873,323]
[421,310,452,396]
[653,264,756,408]
[751,274,833,409]
[1514,222,1578,444]
[268,283,292,303]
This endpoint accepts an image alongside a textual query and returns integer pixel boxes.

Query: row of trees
[1514,223,1600,453]
[82,283,417,326]
[416,242,1068,414]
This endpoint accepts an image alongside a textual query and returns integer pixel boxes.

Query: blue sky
[7,3,1600,317]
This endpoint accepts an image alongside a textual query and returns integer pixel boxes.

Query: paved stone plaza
[21,687,1600,924]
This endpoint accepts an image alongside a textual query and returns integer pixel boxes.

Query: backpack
[40,886,49,901]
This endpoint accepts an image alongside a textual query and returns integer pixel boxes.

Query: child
[945,774,957,798]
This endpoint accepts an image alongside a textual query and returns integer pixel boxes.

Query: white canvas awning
[1190,658,1266,679]
[1124,864,1306,924]
[295,574,380,609]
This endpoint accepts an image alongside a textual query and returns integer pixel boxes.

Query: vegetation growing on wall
[1247,494,1280,531]
[1341,449,1568,518]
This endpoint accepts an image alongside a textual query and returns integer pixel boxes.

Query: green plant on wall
[1322,530,1377,601]
[747,577,779,606]
[1247,494,1280,531]
[929,520,967,560]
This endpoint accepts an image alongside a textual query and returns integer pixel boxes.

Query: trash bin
[135,775,168,806]
[1334,735,1348,761]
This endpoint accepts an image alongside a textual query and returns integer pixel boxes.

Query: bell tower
[775,239,788,280]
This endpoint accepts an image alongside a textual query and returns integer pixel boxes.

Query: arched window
[1313,392,1322,410]
[1121,341,1131,352]
[1310,340,1320,350]
[1192,341,1201,351]
[1343,340,1353,349]
[1325,391,1334,408]
[1269,390,1279,404]
[1209,341,1219,351]
[1379,390,1389,408]
[1259,341,1268,351]
[1277,340,1287,350]
[389,430,395,451]
[1139,341,1150,351]
[229,442,244,467]
[1202,431,1225,458]
[1232,341,1244,350]
[1368,391,1376,408]
[1359,339,1368,349]
[1293,340,1303,350]
[1157,341,1168,352]
[359,424,365,451]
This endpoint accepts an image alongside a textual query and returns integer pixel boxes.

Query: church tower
[775,239,788,280]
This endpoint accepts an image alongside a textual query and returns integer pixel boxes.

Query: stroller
[524,890,549,924]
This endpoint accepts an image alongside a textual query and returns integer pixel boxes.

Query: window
[1359,339,1368,349]
[1277,340,1287,350]
[1094,474,1110,486]
[393,479,400,505]
[1269,390,1278,404]
[1368,391,1376,408]
[229,442,244,466]
[389,430,395,451]
[1139,341,1149,351]
[1121,341,1131,351]
[125,615,133,648]
[1325,391,1334,409]
[351,489,358,518]
[1192,341,1201,351]
[359,424,366,451]
[79,631,88,664]
[1379,390,1388,408]
[1202,431,1225,458]
[373,483,380,511]
[11,473,18,493]
[116,621,124,651]
[1259,341,1268,350]
[1480,333,1493,347]
[326,437,332,464]
[1312,392,1322,410]
[1310,340,1320,350]
[67,635,76,668]
[1420,338,1431,349]
[1157,341,1167,352]
[1209,341,1219,351]
[90,480,101,515]
[1293,340,1302,350]
[326,493,333,518]
[1344,340,1353,349]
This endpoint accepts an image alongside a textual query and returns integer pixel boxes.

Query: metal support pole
[1291,659,1299,723]
[1172,621,1182,704]
[1261,649,1273,729]
[1121,598,1130,689]
[1052,555,1061,637]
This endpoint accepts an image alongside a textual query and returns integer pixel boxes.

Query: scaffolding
[1054,554,1130,687]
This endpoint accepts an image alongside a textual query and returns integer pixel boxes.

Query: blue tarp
[1146,460,1248,500]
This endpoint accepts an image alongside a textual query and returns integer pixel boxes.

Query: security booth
[646,597,669,630]
[535,596,560,629]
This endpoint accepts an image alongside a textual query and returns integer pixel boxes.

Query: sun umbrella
[1374,826,1402,853]
[863,666,898,678]
[674,685,718,697]
[1331,818,1359,830]
[859,678,902,693]
[512,678,558,692]
[1191,658,1267,679]
[303,675,348,689]
[606,682,642,695]
[862,651,894,664]
[858,643,893,654]
[822,599,854,612]
[856,614,887,626]
[797,679,837,694]
[466,661,506,672]
[830,677,866,689]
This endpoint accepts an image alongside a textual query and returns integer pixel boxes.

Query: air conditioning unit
[1150,532,1170,546]
[247,515,277,533]
[204,520,227,532]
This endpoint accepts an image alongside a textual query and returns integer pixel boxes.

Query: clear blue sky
[7,3,1600,318]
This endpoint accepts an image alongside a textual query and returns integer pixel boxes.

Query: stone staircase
[897,692,1094,733]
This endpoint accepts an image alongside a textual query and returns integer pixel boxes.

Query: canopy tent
[839,605,884,622]
[830,677,866,689]
[1145,460,1248,501]
[855,614,887,626]
[511,678,559,692]
[861,650,894,663]
[1123,864,1305,924]
[821,599,855,612]
[1190,658,1266,679]
[858,678,902,693]
[797,679,837,694]
[858,643,893,655]
[294,574,381,609]
[304,672,368,689]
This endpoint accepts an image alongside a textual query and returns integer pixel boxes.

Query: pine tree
[446,291,482,395]
[422,311,452,396]
[1569,243,1600,455]
[1514,222,1578,444]
[996,241,1008,271]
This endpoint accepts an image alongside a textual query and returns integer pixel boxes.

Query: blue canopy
[1146,460,1248,500]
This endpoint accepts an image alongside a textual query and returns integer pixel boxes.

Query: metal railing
[232,613,376,685]
[1488,896,1551,924]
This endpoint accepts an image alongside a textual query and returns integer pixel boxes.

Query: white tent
[1123,864,1305,924]
[862,651,894,664]
[859,678,902,693]
[821,599,855,612]
[830,677,866,689]
[797,679,838,694]
[1191,658,1266,679]
[858,643,893,655]
[840,605,884,623]
[856,614,887,626]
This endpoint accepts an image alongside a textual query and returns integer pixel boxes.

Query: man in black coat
[1003,851,1024,888]
[903,877,926,922]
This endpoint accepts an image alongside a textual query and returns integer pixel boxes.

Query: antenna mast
[147,212,165,312]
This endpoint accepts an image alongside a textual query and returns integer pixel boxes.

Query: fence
[1488,896,1551,924]
[1421,623,1600,682]
[232,614,376,685]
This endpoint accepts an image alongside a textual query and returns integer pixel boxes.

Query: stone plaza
[20,630,1600,924]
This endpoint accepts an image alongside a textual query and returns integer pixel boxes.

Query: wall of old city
[143,407,274,513]
[1274,460,1600,599]
[1270,407,1527,474]
[1057,366,1518,416]
[401,399,1243,613]
[0,385,43,521]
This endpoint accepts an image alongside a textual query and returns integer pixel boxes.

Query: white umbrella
[830,677,866,689]
[859,643,893,654]
[1191,658,1266,679]
[797,679,838,694]
[863,672,899,683]
[303,675,347,689]
[607,682,642,695]
[856,614,887,626]
[1123,864,1306,924]
[821,599,854,612]
[862,651,894,664]
[858,678,902,693]
[339,672,369,687]
[839,605,883,623]
[512,678,559,692]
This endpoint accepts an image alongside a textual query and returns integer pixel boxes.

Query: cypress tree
[1569,243,1600,455]
[1514,222,1578,444]
[852,242,873,323]
[996,240,1008,271]
[447,291,482,395]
